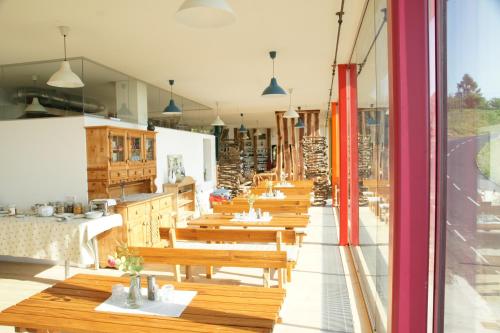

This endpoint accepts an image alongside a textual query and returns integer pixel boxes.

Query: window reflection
[350,0,389,331]
[444,0,500,331]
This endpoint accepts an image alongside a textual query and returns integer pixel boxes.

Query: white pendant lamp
[176,0,236,28]
[25,97,47,113]
[254,120,262,136]
[47,26,84,88]
[283,88,299,118]
[25,75,48,113]
[211,101,225,126]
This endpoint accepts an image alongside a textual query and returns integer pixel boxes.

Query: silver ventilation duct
[12,88,106,114]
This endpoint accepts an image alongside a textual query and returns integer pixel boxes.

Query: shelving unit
[163,176,196,227]
[254,131,269,172]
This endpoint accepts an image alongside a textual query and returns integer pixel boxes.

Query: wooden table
[213,195,311,215]
[189,214,309,230]
[0,274,285,333]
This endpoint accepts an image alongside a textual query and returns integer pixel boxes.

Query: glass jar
[73,203,83,215]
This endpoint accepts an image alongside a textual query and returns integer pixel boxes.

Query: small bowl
[84,211,104,219]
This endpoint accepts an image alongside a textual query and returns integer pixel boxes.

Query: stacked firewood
[303,136,330,206]
[217,141,243,197]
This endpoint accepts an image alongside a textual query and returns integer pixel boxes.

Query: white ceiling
[0,0,365,127]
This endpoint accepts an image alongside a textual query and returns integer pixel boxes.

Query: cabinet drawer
[150,200,160,212]
[110,169,127,179]
[159,196,173,210]
[88,170,108,180]
[128,168,144,178]
[127,205,145,219]
[143,167,156,177]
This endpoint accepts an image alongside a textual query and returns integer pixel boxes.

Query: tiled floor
[0,207,355,333]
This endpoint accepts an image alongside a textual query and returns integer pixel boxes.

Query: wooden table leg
[186,265,193,280]
[206,266,213,279]
[263,268,270,288]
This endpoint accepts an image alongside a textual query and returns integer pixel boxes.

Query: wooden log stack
[217,141,243,197]
[303,136,330,206]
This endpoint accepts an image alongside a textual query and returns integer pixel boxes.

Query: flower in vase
[109,243,144,276]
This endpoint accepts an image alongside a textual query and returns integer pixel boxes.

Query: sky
[447,0,500,100]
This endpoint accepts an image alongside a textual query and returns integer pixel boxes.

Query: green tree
[489,97,500,110]
[455,74,484,109]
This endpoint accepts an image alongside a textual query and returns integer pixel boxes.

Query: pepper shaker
[147,275,157,301]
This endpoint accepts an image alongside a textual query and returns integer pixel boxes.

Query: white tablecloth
[0,214,122,265]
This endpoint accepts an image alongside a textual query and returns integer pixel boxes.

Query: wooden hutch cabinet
[85,126,157,200]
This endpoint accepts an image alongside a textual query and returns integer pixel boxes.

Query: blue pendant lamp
[262,51,287,97]
[163,80,182,116]
[239,113,247,133]
[295,107,305,128]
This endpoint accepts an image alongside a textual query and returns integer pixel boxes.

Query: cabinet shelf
[178,199,193,207]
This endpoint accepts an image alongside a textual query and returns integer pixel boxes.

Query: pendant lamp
[283,88,299,118]
[176,0,236,28]
[163,80,182,116]
[211,101,225,126]
[254,120,262,136]
[295,107,305,128]
[25,75,47,113]
[239,113,247,133]
[262,51,287,97]
[47,26,84,88]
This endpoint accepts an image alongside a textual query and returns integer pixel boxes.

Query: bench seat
[174,241,300,262]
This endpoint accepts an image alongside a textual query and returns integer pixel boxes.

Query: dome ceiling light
[211,101,225,126]
[163,79,182,116]
[262,51,287,97]
[25,75,48,114]
[176,0,236,28]
[283,88,299,118]
[47,26,84,88]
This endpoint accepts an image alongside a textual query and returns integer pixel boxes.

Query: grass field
[448,108,500,137]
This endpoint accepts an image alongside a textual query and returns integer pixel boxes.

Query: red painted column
[331,102,339,201]
[387,0,431,332]
[349,64,359,245]
[338,65,349,246]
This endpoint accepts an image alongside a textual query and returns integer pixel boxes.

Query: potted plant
[107,244,144,308]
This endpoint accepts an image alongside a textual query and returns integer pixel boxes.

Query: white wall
[0,115,216,212]
[0,117,88,210]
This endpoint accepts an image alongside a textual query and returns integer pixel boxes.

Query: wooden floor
[0,207,364,333]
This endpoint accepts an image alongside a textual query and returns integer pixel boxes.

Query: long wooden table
[189,214,309,230]
[0,274,285,333]
[213,195,311,215]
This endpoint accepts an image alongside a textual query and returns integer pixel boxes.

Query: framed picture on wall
[167,154,185,183]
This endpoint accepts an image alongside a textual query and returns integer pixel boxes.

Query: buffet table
[0,214,122,276]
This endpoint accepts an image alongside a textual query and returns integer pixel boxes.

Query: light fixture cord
[63,35,67,61]
[272,59,275,78]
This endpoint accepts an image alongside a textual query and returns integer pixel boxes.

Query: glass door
[128,132,143,166]
[109,130,127,167]
[143,134,155,164]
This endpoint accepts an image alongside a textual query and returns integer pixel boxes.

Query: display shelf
[163,176,196,225]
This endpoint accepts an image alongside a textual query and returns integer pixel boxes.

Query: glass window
[350,0,389,331]
[443,1,500,331]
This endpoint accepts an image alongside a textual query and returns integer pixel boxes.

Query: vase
[126,274,142,309]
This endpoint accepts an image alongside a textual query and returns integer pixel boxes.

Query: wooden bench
[213,200,310,215]
[161,228,298,282]
[130,246,288,288]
